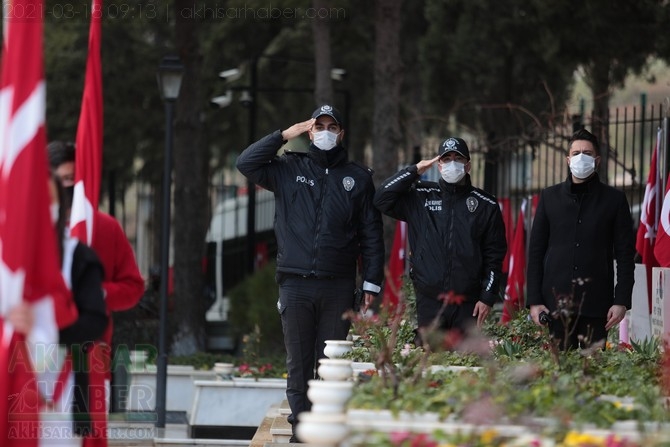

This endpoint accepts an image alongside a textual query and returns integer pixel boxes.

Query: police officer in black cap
[374,137,507,339]
[236,105,384,442]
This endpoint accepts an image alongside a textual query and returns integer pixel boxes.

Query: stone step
[154,438,249,447]
[269,416,292,444]
[278,400,290,416]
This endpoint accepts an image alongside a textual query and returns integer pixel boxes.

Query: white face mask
[312,130,339,151]
[50,203,59,225]
[440,161,466,184]
[569,153,596,179]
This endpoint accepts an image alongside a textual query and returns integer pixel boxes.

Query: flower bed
[341,288,670,446]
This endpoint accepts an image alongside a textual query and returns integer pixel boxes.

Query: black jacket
[374,166,507,306]
[526,174,635,317]
[236,130,384,293]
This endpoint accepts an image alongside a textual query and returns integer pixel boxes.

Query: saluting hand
[281,119,315,141]
[416,156,440,175]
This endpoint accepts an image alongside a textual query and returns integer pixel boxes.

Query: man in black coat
[527,128,635,350]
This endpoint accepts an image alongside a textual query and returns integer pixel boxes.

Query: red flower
[442,329,463,350]
[437,291,466,306]
[617,342,633,352]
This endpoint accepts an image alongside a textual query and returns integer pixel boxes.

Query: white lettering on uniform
[424,199,442,211]
[296,176,315,186]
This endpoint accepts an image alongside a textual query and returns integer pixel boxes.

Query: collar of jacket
[562,172,601,194]
[439,173,473,194]
[308,144,347,168]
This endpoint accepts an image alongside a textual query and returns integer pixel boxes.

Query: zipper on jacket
[311,168,329,273]
[446,193,455,291]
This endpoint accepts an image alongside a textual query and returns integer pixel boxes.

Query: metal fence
[455,103,670,223]
[202,102,670,296]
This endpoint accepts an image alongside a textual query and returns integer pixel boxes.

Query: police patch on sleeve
[466,196,478,212]
[343,176,355,191]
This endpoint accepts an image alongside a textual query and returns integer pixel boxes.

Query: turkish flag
[654,176,670,267]
[501,199,528,323]
[635,131,660,310]
[498,198,514,274]
[70,0,103,245]
[72,4,108,446]
[383,220,407,313]
[0,2,75,444]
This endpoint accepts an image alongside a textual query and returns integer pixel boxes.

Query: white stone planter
[324,339,353,359]
[297,412,349,446]
[318,358,354,381]
[307,380,353,414]
[126,366,217,414]
[190,378,287,428]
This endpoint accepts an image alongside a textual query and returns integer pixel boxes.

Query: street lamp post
[245,57,257,275]
[155,55,183,430]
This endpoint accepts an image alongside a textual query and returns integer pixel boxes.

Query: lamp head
[157,55,184,101]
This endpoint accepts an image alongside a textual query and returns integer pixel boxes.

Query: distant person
[9,173,108,445]
[374,137,507,336]
[48,141,144,445]
[236,105,384,442]
[526,128,635,350]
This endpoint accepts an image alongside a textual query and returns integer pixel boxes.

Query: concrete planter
[126,365,217,414]
[189,377,287,439]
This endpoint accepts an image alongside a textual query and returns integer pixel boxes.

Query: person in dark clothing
[374,137,507,335]
[526,128,635,350]
[236,104,385,442]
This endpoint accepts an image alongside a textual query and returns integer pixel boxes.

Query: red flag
[498,198,513,274]
[0,2,74,444]
[654,176,670,267]
[501,199,528,323]
[72,3,108,446]
[70,0,103,244]
[635,131,660,311]
[383,221,407,311]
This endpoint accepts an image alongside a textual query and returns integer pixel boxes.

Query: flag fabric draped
[383,220,407,312]
[70,0,103,244]
[0,1,75,444]
[74,3,107,446]
[501,199,528,324]
[498,198,514,275]
[635,130,661,311]
[654,176,670,267]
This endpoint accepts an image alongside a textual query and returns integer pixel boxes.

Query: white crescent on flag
[0,2,76,444]
[71,0,103,244]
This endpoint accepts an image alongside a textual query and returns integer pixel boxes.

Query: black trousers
[415,290,477,333]
[277,274,354,432]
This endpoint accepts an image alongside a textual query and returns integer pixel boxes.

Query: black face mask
[63,185,74,208]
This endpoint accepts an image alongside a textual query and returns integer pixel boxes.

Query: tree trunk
[373,0,403,256]
[587,62,611,184]
[312,0,333,105]
[172,0,208,354]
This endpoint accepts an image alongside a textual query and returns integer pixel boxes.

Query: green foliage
[630,336,662,361]
[347,302,668,431]
[227,261,283,356]
[169,351,236,370]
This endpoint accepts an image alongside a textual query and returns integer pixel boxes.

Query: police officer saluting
[236,105,384,443]
[374,137,507,337]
